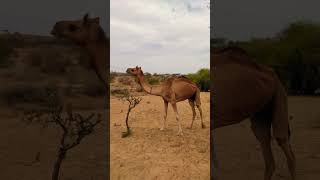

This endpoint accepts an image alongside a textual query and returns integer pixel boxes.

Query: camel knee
[163,114,167,120]
[251,127,270,142]
[275,137,288,146]
[175,114,180,121]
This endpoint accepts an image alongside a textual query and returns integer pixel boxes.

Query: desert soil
[0,97,108,180]
[214,96,320,180]
[110,92,210,180]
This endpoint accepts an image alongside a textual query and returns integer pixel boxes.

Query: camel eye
[69,24,78,32]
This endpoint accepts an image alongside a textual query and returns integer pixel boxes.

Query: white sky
[110,0,209,74]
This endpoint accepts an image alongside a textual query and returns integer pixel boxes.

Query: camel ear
[83,13,89,25]
[138,67,141,70]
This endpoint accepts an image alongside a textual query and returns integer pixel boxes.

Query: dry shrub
[0,84,58,105]
[25,48,78,75]
[118,76,133,86]
[111,87,129,97]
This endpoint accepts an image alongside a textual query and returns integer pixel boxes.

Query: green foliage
[145,74,162,85]
[187,68,210,91]
[228,21,320,95]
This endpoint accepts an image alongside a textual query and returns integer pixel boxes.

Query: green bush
[187,68,210,91]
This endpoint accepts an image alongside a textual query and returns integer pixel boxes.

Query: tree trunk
[125,108,131,132]
[52,148,67,180]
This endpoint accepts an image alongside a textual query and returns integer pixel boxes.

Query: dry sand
[110,92,210,180]
[214,96,320,180]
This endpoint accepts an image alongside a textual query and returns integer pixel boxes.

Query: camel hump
[213,46,249,56]
[172,75,198,86]
[213,46,263,70]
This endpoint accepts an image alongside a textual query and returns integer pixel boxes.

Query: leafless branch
[122,95,142,138]
[21,89,102,180]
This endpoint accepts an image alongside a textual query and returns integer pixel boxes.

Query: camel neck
[85,39,108,85]
[137,74,162,96]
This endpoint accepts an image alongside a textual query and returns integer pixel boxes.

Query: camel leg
[251,118,275,180]
[160,100,168,131]
[171,103,183,135]
[275,138,296,180]
[196,104,205,128]
[188,100,196,129]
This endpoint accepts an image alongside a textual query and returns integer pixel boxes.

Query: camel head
[51,13,105,46]
[126,66,143,76]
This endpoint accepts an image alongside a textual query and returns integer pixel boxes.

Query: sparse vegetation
[118,76,133,86]
[1,84,58,105]
[111,87,130,97]
[22,89,101,180]
[121,94,142,138]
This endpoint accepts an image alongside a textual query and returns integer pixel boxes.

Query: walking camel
[126,66,205,135]
[51,13,109,86]
[211,46,296,180]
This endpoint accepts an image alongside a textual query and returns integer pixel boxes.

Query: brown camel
[211,46,296,180]
[51,13,109,86]
[126,66,205,135]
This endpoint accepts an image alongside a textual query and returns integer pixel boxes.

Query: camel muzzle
[126,68,132,74]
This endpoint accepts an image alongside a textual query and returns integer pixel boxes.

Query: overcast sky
[0,0,108,36]
[110,0,210,74]
[213,0,320,41]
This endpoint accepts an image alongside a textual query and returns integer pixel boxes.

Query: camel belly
[171,81,197,102]
[212,64,275,128]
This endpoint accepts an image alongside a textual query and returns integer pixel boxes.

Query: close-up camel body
[126,66,205,135]
[51,13,109,86]
[211,47,296,180]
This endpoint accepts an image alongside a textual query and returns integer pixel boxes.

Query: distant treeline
[212,21,320,95]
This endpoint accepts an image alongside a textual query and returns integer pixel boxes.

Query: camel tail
[194,88,201,106]
[271,74,291,140]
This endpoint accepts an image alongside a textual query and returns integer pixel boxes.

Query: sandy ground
[213,96,320,180]
[110,92,210,180]
[0,97,108,180]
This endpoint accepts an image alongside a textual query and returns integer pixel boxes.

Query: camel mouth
[51,31,63,38]
[126,68,132,74]
[50,28,65,38]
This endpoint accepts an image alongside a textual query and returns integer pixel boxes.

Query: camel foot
[187,126,193,129]
[160,127,165,131]
[201,124,206,129]
[177,131,184,136]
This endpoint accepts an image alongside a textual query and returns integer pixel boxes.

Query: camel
[211,46,296,180]
[126,66,205,135]
[51,13,109,86]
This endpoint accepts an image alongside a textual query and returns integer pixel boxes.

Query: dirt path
[213,97,320,180]
[110,93,210,180]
